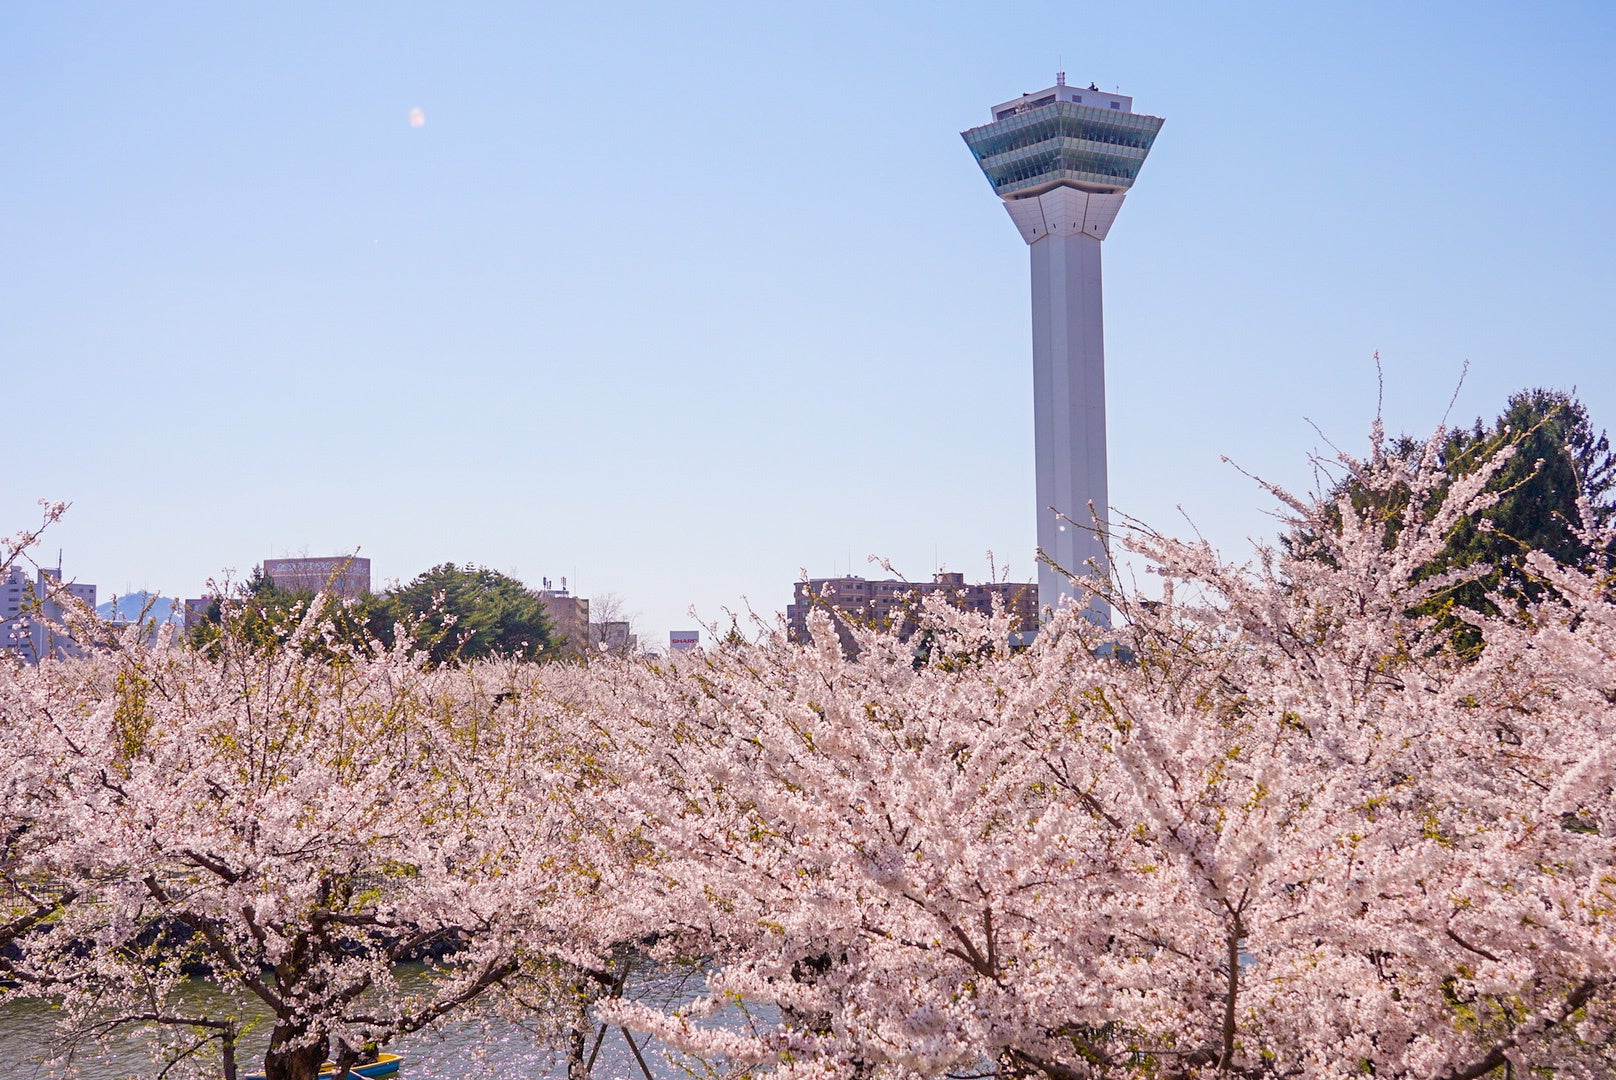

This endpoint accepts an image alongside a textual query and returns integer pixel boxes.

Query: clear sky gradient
[5,2,1614,644]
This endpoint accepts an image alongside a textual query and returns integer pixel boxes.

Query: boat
[243,1051,403,1079]
[326,1055,402,1079]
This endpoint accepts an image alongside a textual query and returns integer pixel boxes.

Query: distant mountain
[96,592,185,625]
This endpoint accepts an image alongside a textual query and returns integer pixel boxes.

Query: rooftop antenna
[1056,59,1065,86]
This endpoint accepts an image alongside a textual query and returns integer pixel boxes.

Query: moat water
[0,966,703,1079]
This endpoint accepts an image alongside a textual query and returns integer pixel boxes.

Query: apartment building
[1,563,98,664]
[786,571,1037,645]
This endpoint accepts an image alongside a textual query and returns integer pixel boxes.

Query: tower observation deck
[962,77,1163,625]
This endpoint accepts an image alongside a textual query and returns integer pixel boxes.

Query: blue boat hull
[242,1051,402,1079]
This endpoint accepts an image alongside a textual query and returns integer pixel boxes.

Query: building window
[1110,101,1121,109]
[1073,94,1082,103]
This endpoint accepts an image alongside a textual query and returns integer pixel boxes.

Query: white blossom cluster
[2,426,1614,1079]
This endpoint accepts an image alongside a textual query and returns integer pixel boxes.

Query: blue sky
[5,2,1614,644]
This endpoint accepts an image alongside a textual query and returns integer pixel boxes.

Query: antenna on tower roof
[1055,63,1066,86]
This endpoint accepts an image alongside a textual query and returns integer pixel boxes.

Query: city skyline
[6,3,1614,644]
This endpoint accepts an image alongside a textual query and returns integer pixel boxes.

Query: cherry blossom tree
[0,499,74,973]
[9,415,1616,1080]
[585,422,1616,1078]
[14,599,626,1080]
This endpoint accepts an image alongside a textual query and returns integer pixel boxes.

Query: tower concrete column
[1030,230,1108,623]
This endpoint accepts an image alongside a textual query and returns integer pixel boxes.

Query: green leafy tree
[1296,387,1615,649]
[1436,387,1615,576]
[188,565,380,661]
[372,563,554,666]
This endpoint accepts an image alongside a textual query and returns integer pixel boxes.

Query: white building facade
[1,563,97,664]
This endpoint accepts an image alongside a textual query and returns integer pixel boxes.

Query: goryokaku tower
[962,75,1163,625]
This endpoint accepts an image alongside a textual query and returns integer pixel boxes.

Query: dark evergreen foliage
[190,562,555,667]
[371,563,555,666]
[1296,388,1615,650]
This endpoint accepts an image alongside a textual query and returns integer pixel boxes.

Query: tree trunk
[565,1013,591,1080]
[263,1026,327,1080]
[567,971,608,1080]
